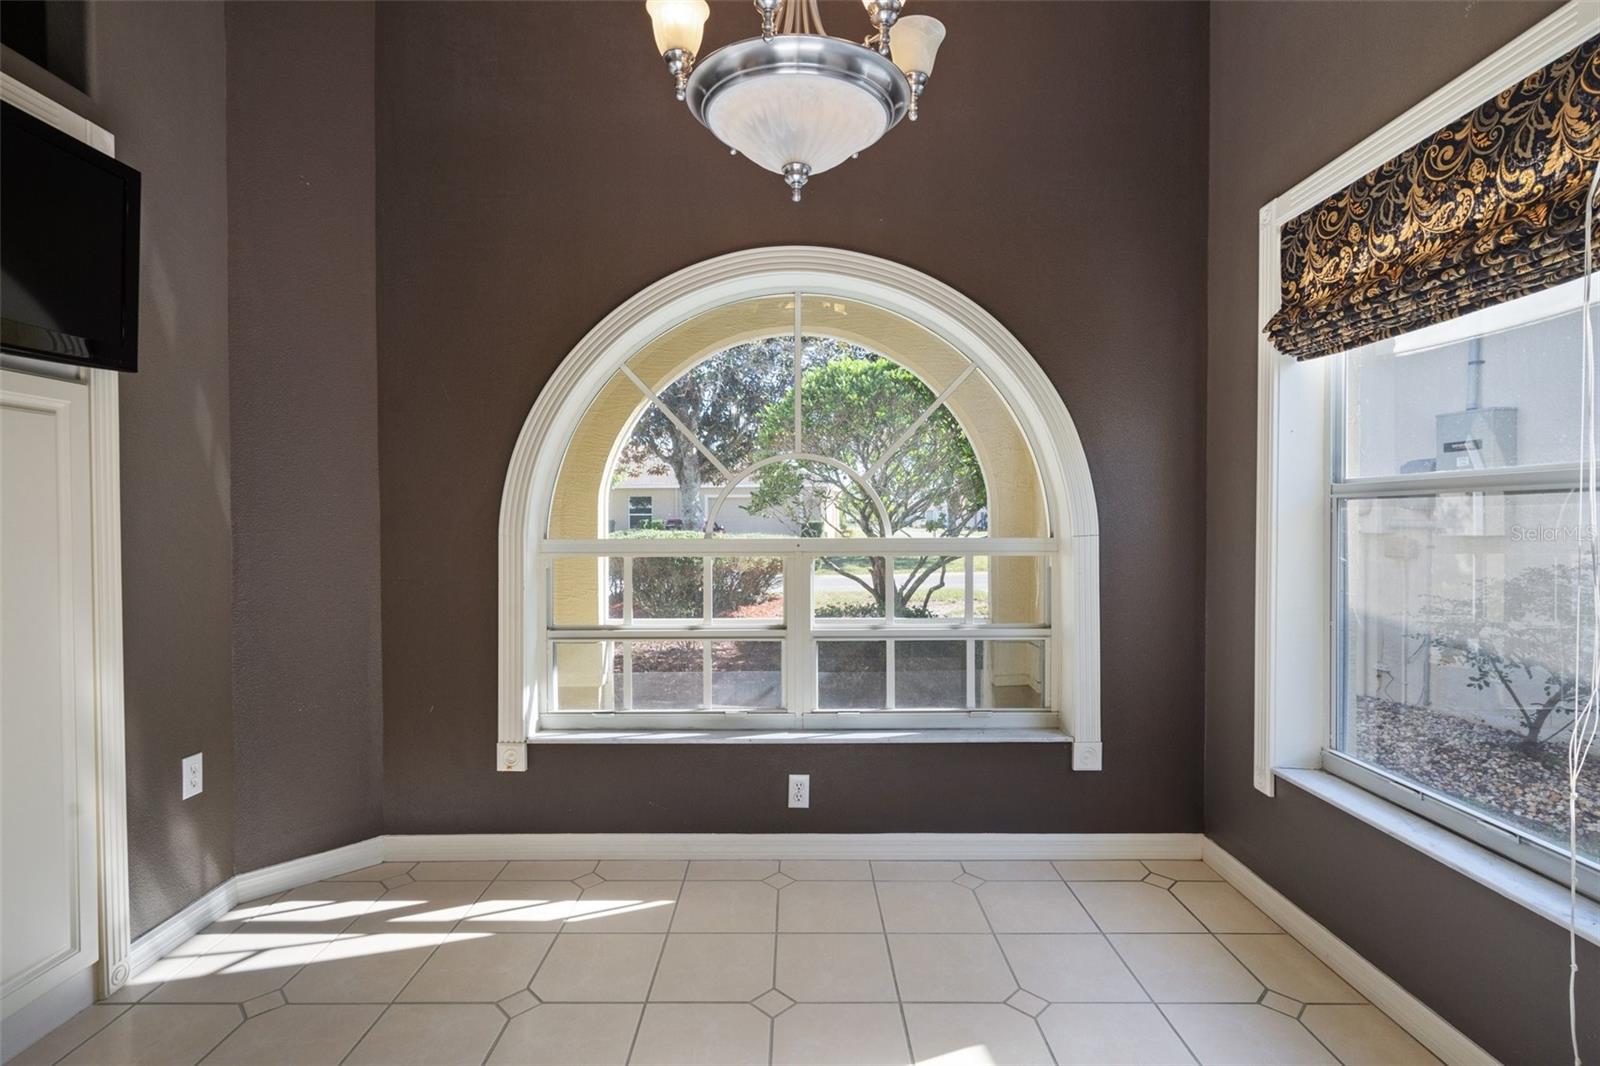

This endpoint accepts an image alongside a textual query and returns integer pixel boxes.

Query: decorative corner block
[1072,742,1103,771]
[497,743,527,772]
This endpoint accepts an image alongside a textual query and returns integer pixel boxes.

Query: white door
[0,368,98,1019]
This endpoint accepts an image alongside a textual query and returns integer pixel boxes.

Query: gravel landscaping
[1350,697,1599,856]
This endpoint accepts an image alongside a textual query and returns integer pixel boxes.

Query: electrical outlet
[182,752,203,800]
[788,773,809,809]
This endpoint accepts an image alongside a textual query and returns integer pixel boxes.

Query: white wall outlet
[788,773,809,809]
[181,752,203,800]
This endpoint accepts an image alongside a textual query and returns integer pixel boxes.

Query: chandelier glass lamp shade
[645,0,947,202]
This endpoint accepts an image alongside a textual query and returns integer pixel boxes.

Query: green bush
[612,555,783,617]
[815,600,932,619]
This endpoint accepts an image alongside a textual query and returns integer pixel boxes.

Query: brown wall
[1205,3,1599,1061]
[226,2,383,872]
[2,3,239,939]
[375,0,1209,834]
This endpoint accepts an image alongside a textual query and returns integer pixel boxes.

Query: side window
[1328,279,1599,896]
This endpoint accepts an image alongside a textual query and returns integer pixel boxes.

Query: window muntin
[1330,278,1600,895]
[539,292,1055,728]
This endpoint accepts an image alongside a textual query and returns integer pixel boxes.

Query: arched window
[498,249,1102,769]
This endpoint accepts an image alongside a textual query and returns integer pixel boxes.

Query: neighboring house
[608,473,798,534]
[610,473,984,535]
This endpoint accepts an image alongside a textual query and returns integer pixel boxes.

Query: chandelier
[645,0,947,202]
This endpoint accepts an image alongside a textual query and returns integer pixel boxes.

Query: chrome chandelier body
[646,0,947,202]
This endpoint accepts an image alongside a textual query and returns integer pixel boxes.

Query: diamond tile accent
[764,872,795,890]
[1262,991,1303,1017]
[498,990,538,1018]
[573,873,604,889]
[1006,989,1048,1017]
[753,989,794,1017]
[1143,873,1176,889]
[243,991,285,1017]
[382,874,414,889]
[954,873,985,889]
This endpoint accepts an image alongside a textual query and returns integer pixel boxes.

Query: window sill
[1276,768,1600,947]
[529,727,1071,745]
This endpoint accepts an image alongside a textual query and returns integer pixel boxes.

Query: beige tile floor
[15,857,1442,1066]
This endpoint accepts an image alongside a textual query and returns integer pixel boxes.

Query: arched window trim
[497,247,1102,771]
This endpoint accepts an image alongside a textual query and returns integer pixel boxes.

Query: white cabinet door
[1,369,97,1018]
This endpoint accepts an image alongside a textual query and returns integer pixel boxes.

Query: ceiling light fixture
[645,0,947,202]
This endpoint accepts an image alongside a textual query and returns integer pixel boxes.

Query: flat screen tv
[2,100,141,372]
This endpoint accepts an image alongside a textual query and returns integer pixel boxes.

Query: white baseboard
[381,832,1206,862]
[126,838,382,982]
[231,838,384,904]
[1202,839,1496,1066]
[124,879,236,982]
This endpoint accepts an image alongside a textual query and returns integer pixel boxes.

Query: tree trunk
[675,449,704,530]
[1520,690,1569,753]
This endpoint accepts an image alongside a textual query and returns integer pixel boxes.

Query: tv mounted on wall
[1,100,141,372]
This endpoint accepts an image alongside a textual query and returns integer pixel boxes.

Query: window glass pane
[730,458,877,537]
[893,555,968,619]
[1336,491,1597,863]
[712,557,785,620]
[814,557,887,620]
[609,420,709,534]
[713,641,782,710]
[895,640,966,708]
[977,640,1046,709]
[873,408,988,537]
[817,641,886,708]
[629,556,703,620]
[607,558,623,621]
[1342,280,1594,479]
[551,641,621,712]
[632,640,703,710]
[625,293,798,466]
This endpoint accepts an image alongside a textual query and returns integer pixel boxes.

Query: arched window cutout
[499,249,1101,770]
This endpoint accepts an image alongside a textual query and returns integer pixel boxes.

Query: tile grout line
[189,1003,247,1066]
[966,867,1060,1066]
[867,862,915,1066]
[623,859,690,1065]
[1063,877,1207,1066]
[38,1003,132,1066]
[768,872,779,1066]
[1158,874,1360,1065]
[335,872,500,1066]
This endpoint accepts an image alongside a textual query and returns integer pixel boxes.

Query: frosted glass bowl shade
[687,36,910,178]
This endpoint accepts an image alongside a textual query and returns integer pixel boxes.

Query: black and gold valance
[1267,35,1600,361]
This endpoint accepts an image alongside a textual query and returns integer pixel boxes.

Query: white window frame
[543,540,1058,730]
[498,247,1102,770]
[1254,3,1600,884]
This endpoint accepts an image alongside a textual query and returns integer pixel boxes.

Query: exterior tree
[1418,561,1588,752]
[618,337,792,528]
[747,350,986,615]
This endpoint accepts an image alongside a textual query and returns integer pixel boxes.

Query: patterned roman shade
[1266,35,1600,361]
